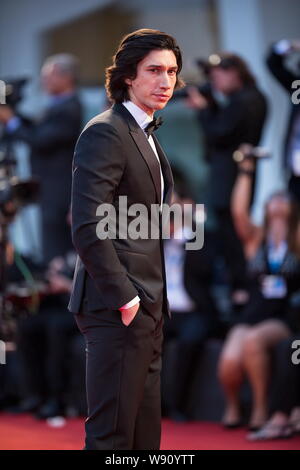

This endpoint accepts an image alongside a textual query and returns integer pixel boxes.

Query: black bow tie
[144,116,163,137]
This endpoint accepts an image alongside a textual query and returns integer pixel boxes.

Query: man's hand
[0,105,14,124]
[185,86,208,109]
[48,256,65,274]
[46,256,72,294]
[47,273,72,294]
[119,302,140,326]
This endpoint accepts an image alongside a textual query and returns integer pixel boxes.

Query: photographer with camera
[266,39,300,203]
[186,53,267,310]
[0,54,82,264]
[218,143,300,431]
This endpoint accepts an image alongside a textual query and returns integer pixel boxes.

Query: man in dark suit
[266,40,300,202]
[68,29,184,450]
[0,54,82,263]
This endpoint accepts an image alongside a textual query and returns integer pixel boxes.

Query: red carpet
[0,413,299,450]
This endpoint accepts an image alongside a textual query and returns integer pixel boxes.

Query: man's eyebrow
[146,64,178,70]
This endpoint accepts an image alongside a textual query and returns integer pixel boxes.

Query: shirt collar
[122,100,153,131]
[47,91,75,108]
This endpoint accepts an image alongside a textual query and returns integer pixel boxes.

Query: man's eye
[149,68,159,73]
[168,70,176,75]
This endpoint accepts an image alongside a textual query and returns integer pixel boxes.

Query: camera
[0,77,39,221]
[0,78,29,110]
[232,146,271,163]
[172,82,215,105]
[0,151,39,222]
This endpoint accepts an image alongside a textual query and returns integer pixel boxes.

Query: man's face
[125,49,178,115]
[40,63,71,95]
[210,67,241,94]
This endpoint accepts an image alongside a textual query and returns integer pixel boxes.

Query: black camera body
[0,78,29,110]
[172,82,216,106]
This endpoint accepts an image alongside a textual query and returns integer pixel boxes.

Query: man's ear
[125,78,132,86]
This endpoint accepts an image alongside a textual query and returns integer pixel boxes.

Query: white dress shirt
[164,231,196,313]
[119,100,165,310]
[122,100,164,208]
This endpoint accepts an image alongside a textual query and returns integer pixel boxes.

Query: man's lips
[153,94,170,100]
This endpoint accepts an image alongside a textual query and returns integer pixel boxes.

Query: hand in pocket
[119,302,140,326]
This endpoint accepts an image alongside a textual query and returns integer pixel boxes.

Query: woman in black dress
[218,149,300,430]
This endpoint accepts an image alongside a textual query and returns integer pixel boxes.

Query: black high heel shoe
[222,420,243,429]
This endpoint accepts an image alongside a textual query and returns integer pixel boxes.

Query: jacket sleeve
[198,102,244,147]
[12,105,81,154]
[71,122,138,310]
[198,90,267,148]
[266,48,297,92]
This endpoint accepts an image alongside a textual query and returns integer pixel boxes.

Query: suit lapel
[152,134,174,205]
[129,129,162,204]
[113,103,173,206]
[113,103,162,204]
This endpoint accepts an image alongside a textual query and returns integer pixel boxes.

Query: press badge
[261,275,287,299]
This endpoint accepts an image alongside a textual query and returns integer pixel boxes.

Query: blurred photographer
[218,143,300,430]
[266,40,300,202]
[186,53,267,305]
[0,54,82,264]
[15,246,83,419]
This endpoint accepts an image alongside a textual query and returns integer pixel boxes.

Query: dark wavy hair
[105,29,184,103]
[215,53,256,86]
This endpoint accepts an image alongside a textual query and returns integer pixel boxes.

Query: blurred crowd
[0,39,300,441]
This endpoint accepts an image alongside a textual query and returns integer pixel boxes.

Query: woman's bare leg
[242,319,291,429]
[218,325,250,425]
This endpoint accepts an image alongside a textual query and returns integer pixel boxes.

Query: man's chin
[152,102,168,111]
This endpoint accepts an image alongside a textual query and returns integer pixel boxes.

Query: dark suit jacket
[266,48,300,171]
[7,93,82,262]
[198,85,267,208]
[68,103,173,319]
[12,93,82,208]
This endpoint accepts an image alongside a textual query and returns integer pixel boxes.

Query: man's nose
[159,72,172,89]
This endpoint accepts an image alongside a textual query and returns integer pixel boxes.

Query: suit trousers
[74,305,163,450]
